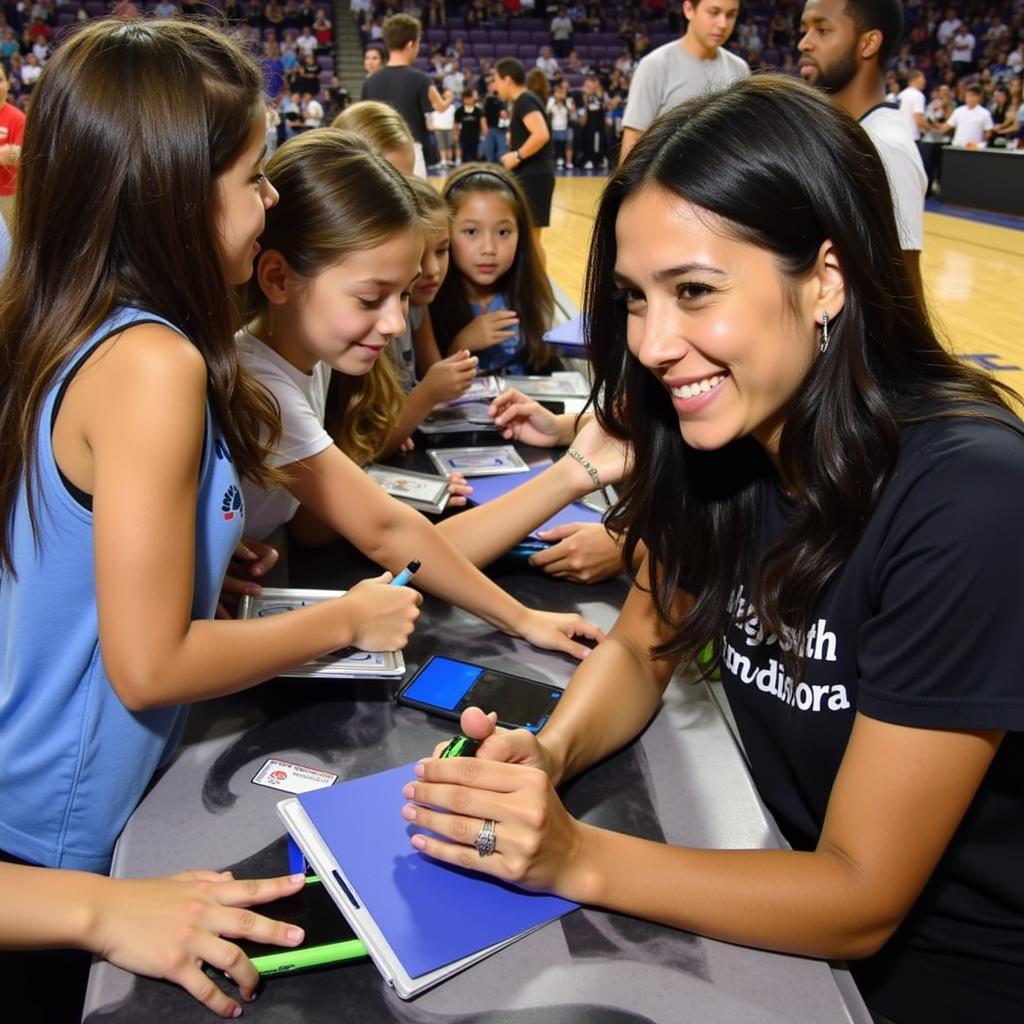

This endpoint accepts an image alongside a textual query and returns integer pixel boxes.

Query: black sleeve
[858,421,1024,731]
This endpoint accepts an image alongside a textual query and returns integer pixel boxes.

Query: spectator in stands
[942,82,995,146]
[363,43,385,78]
[19,53,42,95]
[443,57,466,96]
[302,89,324,128]
[312,8,332,51]
[296,23,317,58]
[361,13,454,178]
[293,49,322,96]
[579,73,608,169]
[536,44,559,79]
[264,0,285,34]
[155,0,178,17]
[550,4,574,58]
[262,39,285,98]
[0,62,24,229]
[936,6,960,48]
[950,22,976,78]
[0,29,16,64]
[621,0,748,163]
[526,67,549,103]
[798,0,926,299]
[432,88,457,168]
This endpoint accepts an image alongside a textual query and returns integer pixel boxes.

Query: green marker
[249,938,367,976]
[440,734,480,759]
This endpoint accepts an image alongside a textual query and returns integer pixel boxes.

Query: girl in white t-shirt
[240,128,607,658]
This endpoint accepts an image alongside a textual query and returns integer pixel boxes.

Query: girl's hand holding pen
[343,571,422,651]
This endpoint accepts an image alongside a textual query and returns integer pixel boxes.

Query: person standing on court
[494,57,555,264]
[798,0,926,300]
[619,0,747,163]
[360,13,452,178]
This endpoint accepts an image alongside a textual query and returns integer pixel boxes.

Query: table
[939,145,1024,217]
[83,489,870,1024]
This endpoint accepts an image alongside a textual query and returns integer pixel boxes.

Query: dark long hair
[431,163,557,372]
[588,75,1015,671]
[0,18,282,576]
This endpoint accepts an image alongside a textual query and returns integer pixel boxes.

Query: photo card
[426,445,531,478]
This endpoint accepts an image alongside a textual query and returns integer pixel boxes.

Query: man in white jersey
[798,0,926,300]
[619,0,748,163]
[941,84,994,147]
[898,68,927,141]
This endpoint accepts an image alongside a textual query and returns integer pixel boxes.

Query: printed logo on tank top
[723,584,851,714]
[214,438,233,462]
[221,484,244,522]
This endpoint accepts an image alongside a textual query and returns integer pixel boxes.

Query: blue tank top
[0,308,244,871]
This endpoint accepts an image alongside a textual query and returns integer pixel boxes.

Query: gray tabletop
[83,535,870,1024]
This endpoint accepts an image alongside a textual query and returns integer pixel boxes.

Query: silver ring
[474,818,497,857]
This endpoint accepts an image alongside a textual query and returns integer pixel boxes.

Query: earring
[819,310,830,355]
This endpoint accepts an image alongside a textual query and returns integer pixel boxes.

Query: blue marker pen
[391,560,421,586]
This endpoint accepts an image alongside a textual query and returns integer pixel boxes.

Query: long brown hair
[248,129,421,461]
[0,18,282,575]
[431,163,556,372]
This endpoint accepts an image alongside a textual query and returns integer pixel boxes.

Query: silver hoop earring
[819,310,830,354]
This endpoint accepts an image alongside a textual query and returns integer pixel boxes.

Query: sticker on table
[427,445,530,477]
[252,758,338,794]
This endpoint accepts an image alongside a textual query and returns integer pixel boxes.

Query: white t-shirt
[390,306,424,390]
[432,104,455,131]
[303,98,324,127]
[547,95,575,131]
[951,32,976,62]
[296,32,317,56]
[237,331,332,539]
[937,17,961,46]
[623,39,749,133]
[897,85,926,141]
[946,104,994,147]
[860,104,926,252]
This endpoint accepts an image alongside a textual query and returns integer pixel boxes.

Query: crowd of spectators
[352,2,1024,169]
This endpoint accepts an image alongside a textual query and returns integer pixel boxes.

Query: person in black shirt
[494,57,555,256]
[402,76,1024,1024]
[481,74,508,163]
[360,13,453,177]
[454,87,485,164]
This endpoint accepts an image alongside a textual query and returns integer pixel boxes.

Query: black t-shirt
[482,94,506,130]
[712,411,1024,1022]
[361,65,432,145]
[510,89,555,177]
[454,104,484,151]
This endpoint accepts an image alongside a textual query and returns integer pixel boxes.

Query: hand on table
[446,471,473,508]
[530,523,625,584]
[565,416,633,490]
[511,607,604,660]
[216,537,279,619]
[89,870,306,1018]
[343,571,422,651]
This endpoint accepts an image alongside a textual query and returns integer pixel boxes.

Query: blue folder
[466,462,604,539]
[543,313,589,358]
[295,762,577,983]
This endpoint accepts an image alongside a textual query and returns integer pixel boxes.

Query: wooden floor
[543,176,1024,398]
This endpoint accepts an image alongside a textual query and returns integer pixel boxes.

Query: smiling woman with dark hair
[400,76,1024,1024]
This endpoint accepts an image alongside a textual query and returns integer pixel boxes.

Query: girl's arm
[409,711,1001,961]
[84,326,420,710]
[284,441,604,658]
[0,864,306,1019]
[435,415,631,567]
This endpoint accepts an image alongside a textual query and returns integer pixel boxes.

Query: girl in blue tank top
[0,20,422,1020]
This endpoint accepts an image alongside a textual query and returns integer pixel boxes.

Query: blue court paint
[959,354,1021,372]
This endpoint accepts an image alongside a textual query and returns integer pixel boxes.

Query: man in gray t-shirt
[621,0,748,162]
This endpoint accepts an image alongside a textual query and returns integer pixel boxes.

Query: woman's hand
[88,870,306,1018]
[452,310,520,353]
[402,756,590,896]
[342,571,422,651]
[431,706,561,778]
[216,537,279,619]
[488,389,567,447]
[422,349,479,403]
[530,523,625,584]
[510,608,605,660]
[446,471,473,508]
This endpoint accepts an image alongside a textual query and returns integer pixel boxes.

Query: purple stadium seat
[530,31,548,45]
[84,1,105,15]
[762,48,780,65]
[509,30,530,45]
[319,71,332,85]
[425,28,445,44]
[414,57,430,70]
[474,43,494,58]
[469,29,487,43]
[488,28,508,43]
[519,19,544,32]
[462,57,477,70]
[57,11,75,25]
[494,44,517,58]
[448,17,465,30]
[317,56,333,71]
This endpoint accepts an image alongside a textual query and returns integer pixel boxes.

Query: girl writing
[402,77,1024,1024]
